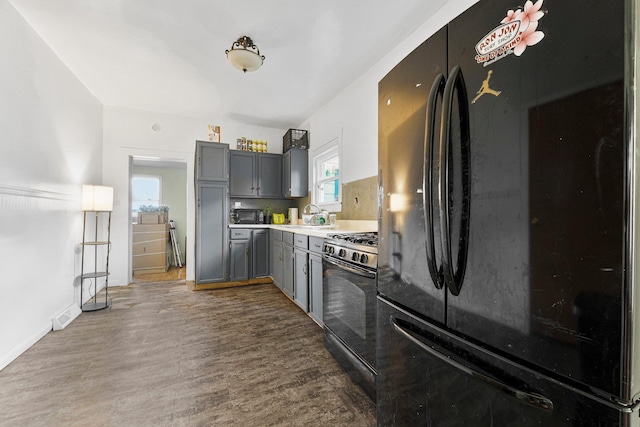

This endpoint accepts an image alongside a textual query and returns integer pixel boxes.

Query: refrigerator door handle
[439,65,471,296]
[391,316,554,412]
[424,73,446,289]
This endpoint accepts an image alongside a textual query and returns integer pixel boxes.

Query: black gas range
[323,232,378,270]
[322,231,378,401]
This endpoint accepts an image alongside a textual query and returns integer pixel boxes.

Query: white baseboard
[0,323,51,371]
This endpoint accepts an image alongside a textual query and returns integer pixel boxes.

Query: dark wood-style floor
[0,281,375,426]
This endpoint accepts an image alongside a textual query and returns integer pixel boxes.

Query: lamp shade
[82,185,114,211]
[227,48,263,72]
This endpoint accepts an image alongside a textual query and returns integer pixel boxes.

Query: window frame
[312,137,341,212]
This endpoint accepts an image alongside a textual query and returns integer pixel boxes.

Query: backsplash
[295,175,378,221]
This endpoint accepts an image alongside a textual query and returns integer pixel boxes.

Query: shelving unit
[80,210,112,312]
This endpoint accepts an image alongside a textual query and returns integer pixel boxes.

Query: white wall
[0,0,103,370]
[102,106,287,286]
[299,0,478,184]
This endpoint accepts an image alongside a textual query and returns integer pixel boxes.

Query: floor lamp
[80,184,113,312]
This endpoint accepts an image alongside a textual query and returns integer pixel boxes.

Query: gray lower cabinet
[283,148,308,198]
[270,231,324,326]
[229,229,250,281]
[270,229,283,288]
[293,234,309,311]
[294,248,308,311]
[196,182,228,283]
[229,151,283,198]
[230,228,269,281]
[252,229,269,277]
[308,236,324,325]
[282,232,295,297]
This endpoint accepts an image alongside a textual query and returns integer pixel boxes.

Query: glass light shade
[227,49,263,72]
[82,185,114,211]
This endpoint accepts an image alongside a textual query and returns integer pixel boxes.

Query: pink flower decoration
[513,21,545,56]
[515,0,545,30]
[501,9,522,24]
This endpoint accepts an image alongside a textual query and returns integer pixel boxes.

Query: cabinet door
[257,153,283,198]
[294,249,308,311]
[229,151,256,197]
[308,253,323,324]
[270,239,283,288]
[252,229,269,278]
[196,182,228,283]
[229,239,250,281]
[283,148,309,198]
[196,141,228,181]
[282,244,294,297]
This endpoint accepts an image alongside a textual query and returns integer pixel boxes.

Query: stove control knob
[338,249,346,258]
[360,254,369,264]
[352,252,359,262]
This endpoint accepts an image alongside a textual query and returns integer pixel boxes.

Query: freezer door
[443,0,626,397]
[377,297,625,426]
[378,26,448,325]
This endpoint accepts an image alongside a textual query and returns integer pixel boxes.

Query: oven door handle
[322,255,376,279]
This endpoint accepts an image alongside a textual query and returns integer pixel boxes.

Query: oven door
[322,254,377,370]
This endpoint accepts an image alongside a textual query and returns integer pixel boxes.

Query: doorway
[130,157,187,283]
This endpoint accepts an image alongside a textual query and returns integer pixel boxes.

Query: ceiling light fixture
[225,36,265,73]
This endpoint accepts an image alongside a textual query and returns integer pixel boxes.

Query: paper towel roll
[289,208,299,225]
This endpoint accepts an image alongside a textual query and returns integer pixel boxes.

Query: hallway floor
[0,282,375,426]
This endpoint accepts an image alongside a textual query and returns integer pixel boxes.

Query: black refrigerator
[377,0,639,425]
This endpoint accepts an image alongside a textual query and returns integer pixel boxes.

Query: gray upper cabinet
[229,151,256,197]
[196,181,228,284]
[257,154,283,198]
[230,151,283,198]
[196,141,229,181]
[283,148,308,198]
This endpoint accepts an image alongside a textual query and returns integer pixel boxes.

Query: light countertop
[229,220,377,237]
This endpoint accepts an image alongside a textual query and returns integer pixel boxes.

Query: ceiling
[10,0,445,129]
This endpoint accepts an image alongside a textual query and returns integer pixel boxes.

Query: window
[132,175,162,217]
[313,139,341,212]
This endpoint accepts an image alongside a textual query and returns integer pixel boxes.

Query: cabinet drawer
[133,240,166,255]
[294,234,308,249]
[309,236,324,254]
[229,229,250,240]
[133,253,167,269]
[132,224,168,244]
[283,231,294,245]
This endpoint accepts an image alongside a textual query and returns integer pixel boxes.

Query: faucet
[303,204,321,225]
[304,204,321,214]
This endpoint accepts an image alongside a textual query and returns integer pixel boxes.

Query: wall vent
[52,304,82,331]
